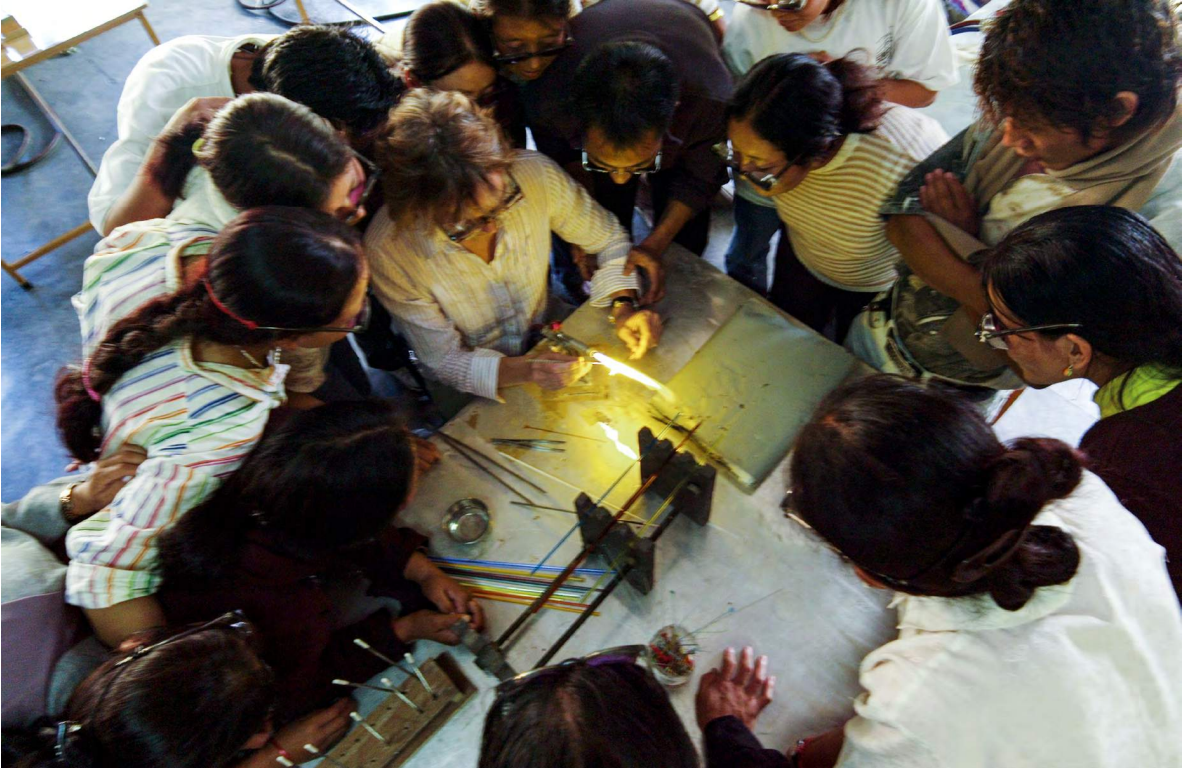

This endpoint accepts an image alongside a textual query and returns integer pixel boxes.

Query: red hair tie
[203,279,258,330]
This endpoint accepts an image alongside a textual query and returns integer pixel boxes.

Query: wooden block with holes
[324,654,475,768]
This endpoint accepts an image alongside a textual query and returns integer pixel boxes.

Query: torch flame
[590,351,664,392]
[597,422,639,460]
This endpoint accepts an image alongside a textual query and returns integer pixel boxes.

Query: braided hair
[55,206,363,461]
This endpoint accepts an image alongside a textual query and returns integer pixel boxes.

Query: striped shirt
[65,228,288,609]
[77,218,326,392]
[364,151,638,399]
[773,106,948,292]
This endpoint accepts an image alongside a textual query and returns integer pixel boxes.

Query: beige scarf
[927,106,1182,372]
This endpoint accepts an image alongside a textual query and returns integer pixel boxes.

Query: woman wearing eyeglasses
[695,375,1182,768]
[365,89,662,401]
[724,53,946,341]
[480,646,700,768]
[398,1,526,147]
[3,613,359,768]
[55,207,368,650]
[91,92,378,405]
[977,206,1182,592]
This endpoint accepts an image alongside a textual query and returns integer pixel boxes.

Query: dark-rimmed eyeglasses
[712,143,790,192]
[735,0,808,10]
[491,35,574,65]
[976,311,1082,351]
[253,295,372,335]
[443,176,524,242]
[581,149,663,177]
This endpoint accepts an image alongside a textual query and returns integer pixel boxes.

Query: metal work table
[348,246,896,766]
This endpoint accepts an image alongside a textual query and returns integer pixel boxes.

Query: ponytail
[792,376,1084,613]
[974,438,1083,610]
[730,53,884,165]
[55,206,364,462]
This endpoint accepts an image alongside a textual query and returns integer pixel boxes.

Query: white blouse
[837,471,1182,767]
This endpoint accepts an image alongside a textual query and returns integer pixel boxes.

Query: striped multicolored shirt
[364,151,638,400]
[65,224,287,609]
[772,106,948,292]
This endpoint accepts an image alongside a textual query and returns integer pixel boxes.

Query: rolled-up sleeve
[537,155,640,306]
[64,458,219,608]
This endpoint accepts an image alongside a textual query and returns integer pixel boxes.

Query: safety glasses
[712,143,790,192]
[975,311,1081,350]
[495,645,646,696]
[443,176,524,242]
[581,149,663,177]
[491,35,574,65]
[252,295,372,335]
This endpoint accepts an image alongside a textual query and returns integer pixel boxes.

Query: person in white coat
[696,375,1182,768]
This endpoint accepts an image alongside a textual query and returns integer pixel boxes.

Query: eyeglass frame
[734,0,809,10]
[495,644,647,696]
[442,174,525,242]
[490,34,574,65]
[712,142,792,192]
[346,150,381,217]
[252,294,372,335]
[581,148,663,177]
[975,311,1082,351]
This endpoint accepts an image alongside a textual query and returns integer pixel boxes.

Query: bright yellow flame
[590,351,664,391]
[598,422,639,461]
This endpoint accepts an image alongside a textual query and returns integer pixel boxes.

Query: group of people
[2,0,1181,766]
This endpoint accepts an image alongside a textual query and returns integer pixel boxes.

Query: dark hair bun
[979,438,1084,610]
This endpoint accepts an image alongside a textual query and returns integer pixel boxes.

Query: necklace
[796,0,849,44]
[236,346,265,368]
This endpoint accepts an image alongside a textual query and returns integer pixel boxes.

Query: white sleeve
[88,47,203,232]
[883,0,960,91]
[835,651,941,768]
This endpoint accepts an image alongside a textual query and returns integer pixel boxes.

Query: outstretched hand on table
[695,646,776,731]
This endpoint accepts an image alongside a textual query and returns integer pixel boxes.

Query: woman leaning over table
[55,207,369,649]
[978,205,1182,593]
[364,89,662,401]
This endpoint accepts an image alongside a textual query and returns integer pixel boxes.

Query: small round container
[642,624,698,687]
[443,498,491,545]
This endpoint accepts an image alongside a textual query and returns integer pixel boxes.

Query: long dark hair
[982,206,1182,383]
[158,399,415,586]
[402,1,496,84]
[249,25,402,140]
[54,207,363,461]
[729,53,884,165]
[480,661,699,768]
[790,375,1083,611]
[2,625,273,768]
[151,93,352,208]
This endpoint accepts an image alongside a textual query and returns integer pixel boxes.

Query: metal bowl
[443,498,491,544]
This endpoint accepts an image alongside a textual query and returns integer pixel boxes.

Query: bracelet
[609,296,640,325]
[708,8,724,21]
[268,737,295,766]
[59,482,83,523]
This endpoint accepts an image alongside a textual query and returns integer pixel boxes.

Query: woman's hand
[406,554,485,631]
[529,352,592,390]
[613,306,662,360]
[919,170,979,237]
[695,646,776,731]
[68,445,148,521]
[271,698,357,764]
[392,610,470,645]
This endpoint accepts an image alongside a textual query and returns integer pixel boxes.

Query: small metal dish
[443,498,491,544]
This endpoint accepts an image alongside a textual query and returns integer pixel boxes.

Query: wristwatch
[609,296,640,324]
[59,481,84,523]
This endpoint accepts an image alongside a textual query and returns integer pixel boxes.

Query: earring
[1062,363,1074,377]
